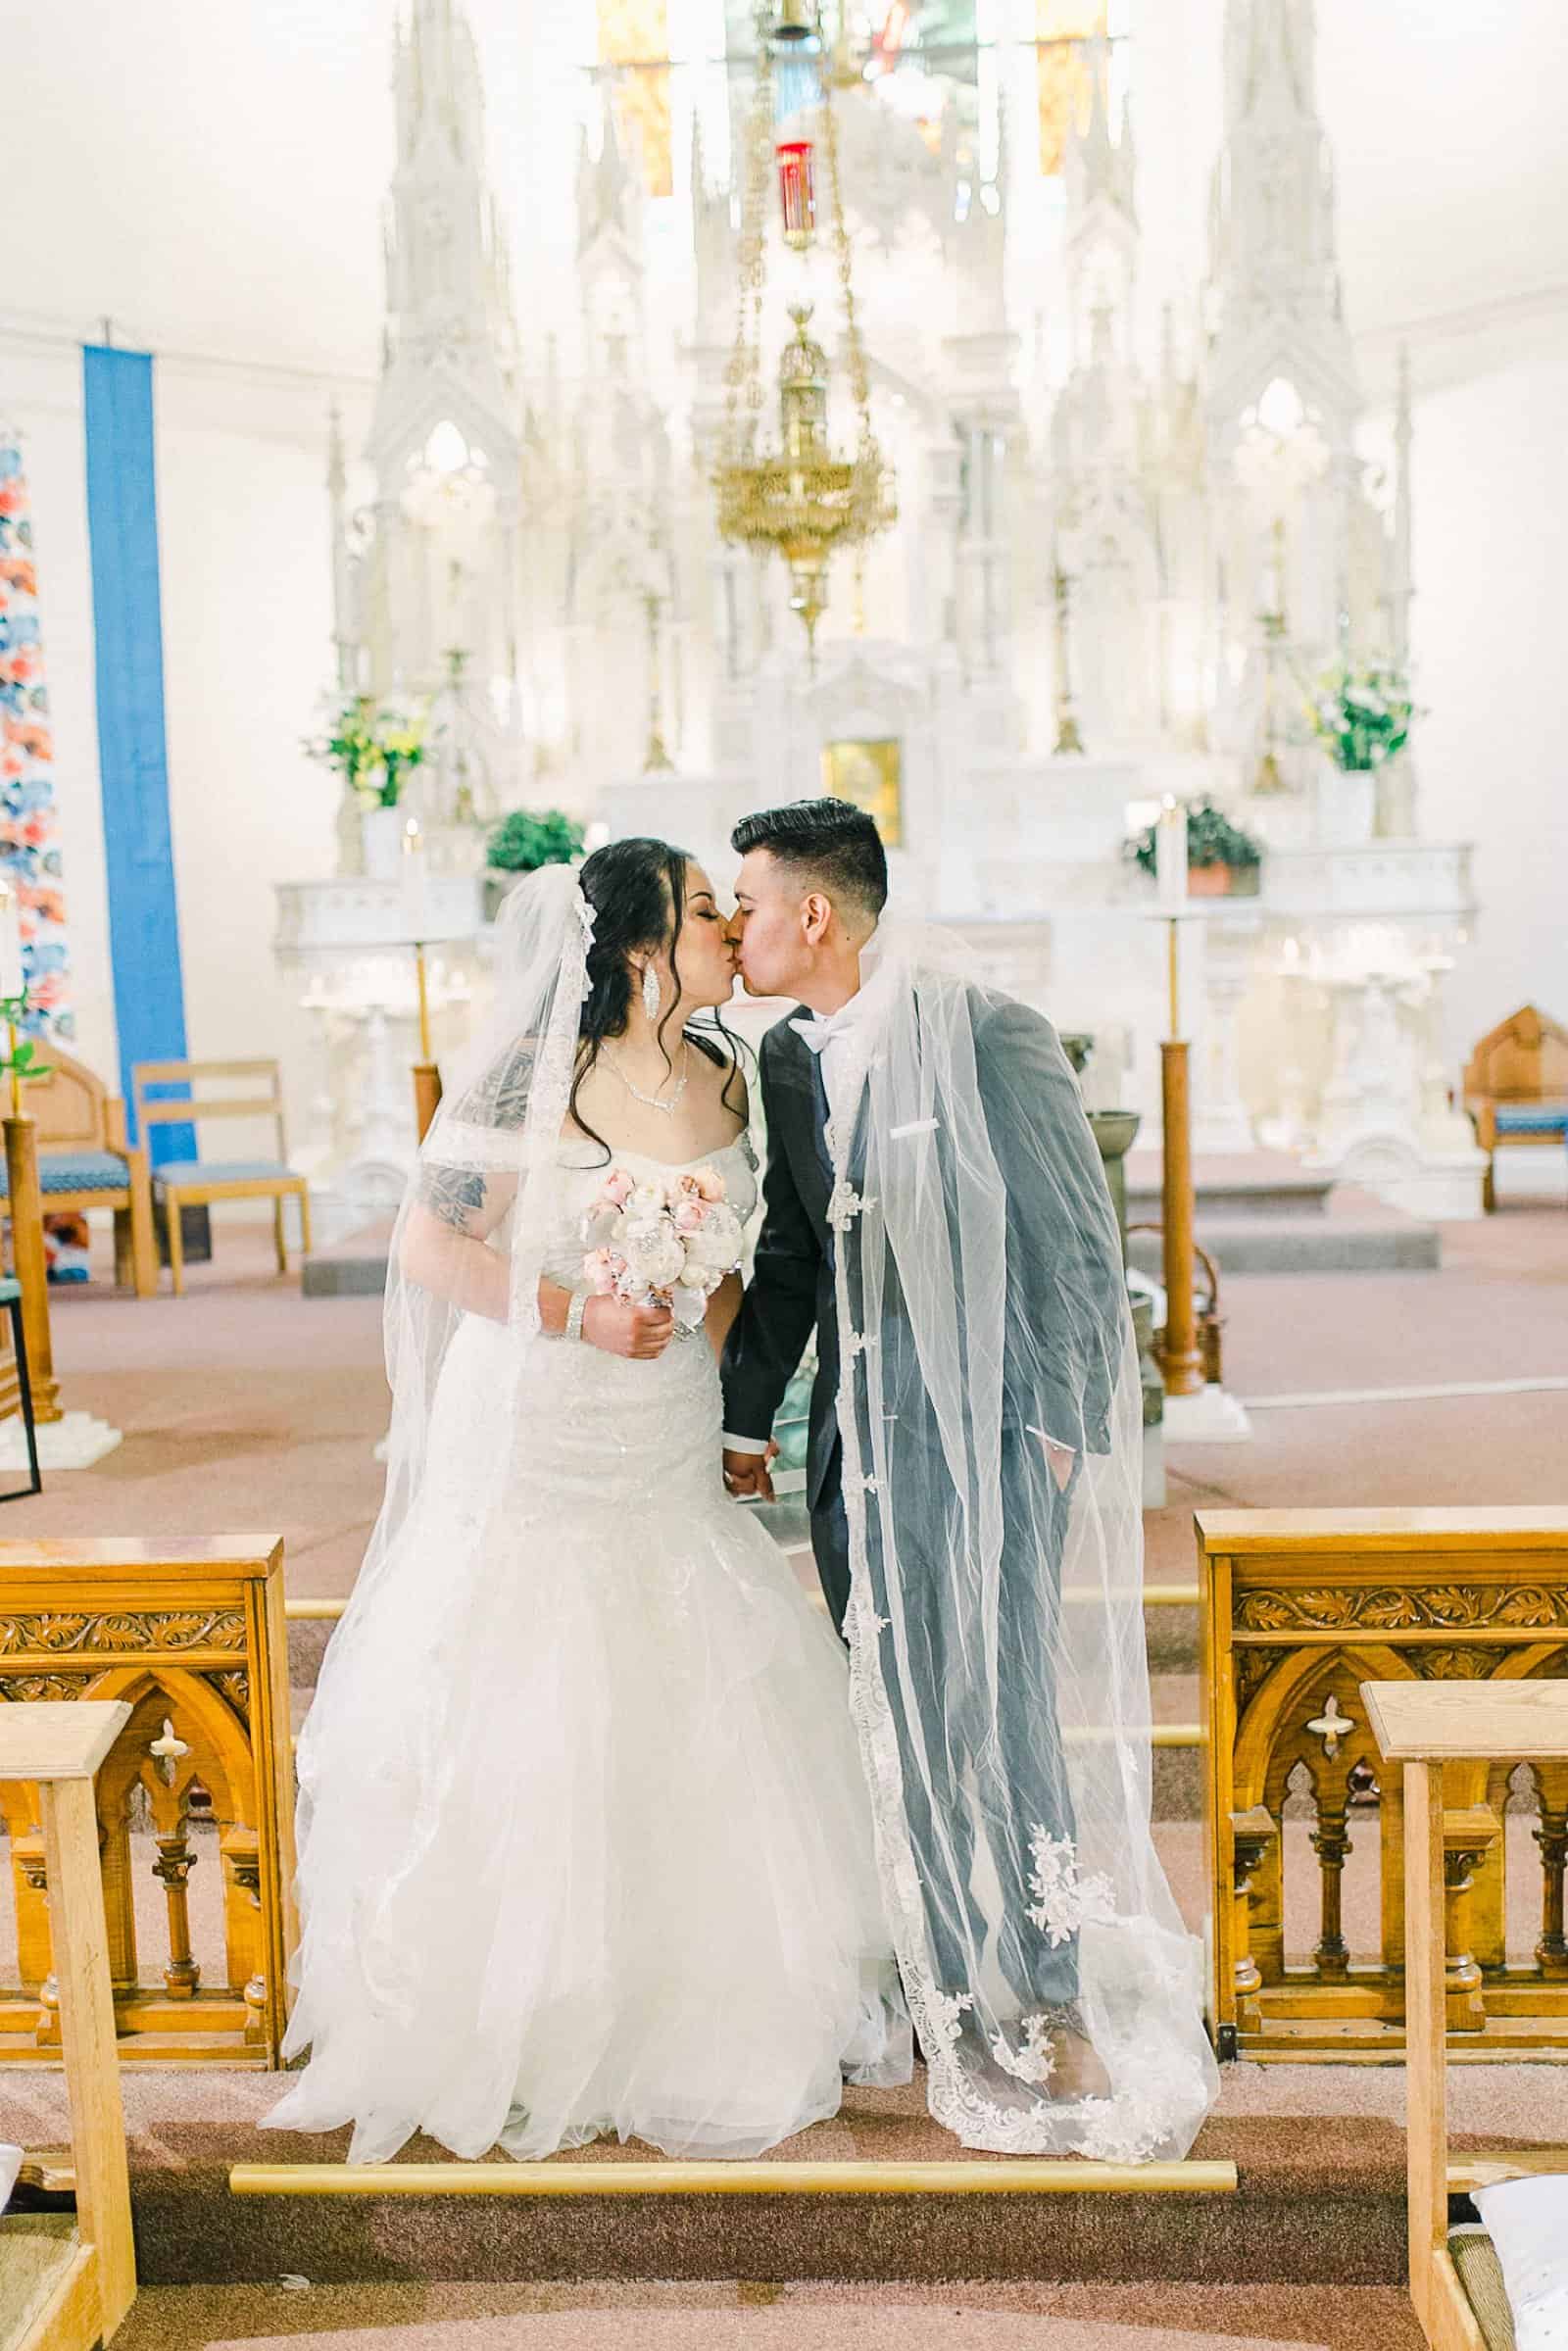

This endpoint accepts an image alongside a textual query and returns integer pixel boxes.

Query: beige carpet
[114,2281,1424,2351]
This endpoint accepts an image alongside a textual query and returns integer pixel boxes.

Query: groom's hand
[723,1442,779,1502]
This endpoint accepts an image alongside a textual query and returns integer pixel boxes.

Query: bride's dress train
[264,1136,909,2166]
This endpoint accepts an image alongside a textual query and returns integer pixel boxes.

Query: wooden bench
[1462,1005,1568,1211]
[0,1051,155,1299]
[1363,1678,1568,2351]
[0,1700,136,2351]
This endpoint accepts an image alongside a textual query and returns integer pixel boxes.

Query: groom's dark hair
[731,799,888,919]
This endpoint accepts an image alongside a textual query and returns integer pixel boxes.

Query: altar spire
[1205,0,1356,432]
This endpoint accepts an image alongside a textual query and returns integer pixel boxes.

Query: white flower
[681,1200,743,1273]
[628,1181,665,1220]
[620,1221,685,1290]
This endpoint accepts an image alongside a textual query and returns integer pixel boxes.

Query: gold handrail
[229,2157,1238,2199]
[283,1586,1204,1624]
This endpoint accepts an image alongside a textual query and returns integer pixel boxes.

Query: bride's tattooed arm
[414,1040,537,1235]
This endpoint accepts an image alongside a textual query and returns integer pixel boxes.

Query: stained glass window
[598,0,674,198]
[1035,0,1104,177]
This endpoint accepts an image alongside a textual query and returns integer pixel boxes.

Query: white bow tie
[790,1010,849,1055]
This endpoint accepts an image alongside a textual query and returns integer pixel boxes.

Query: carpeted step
[2,2079,1413,2290]
[115,2280,1427,2351]
[13,2063,1551,2299]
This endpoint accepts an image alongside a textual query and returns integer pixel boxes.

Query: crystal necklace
[604,1041,690,1117]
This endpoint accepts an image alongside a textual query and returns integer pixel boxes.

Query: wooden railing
[1365,1677,1568,2351]
[0,1699,137,2348]
[0,1540,296,2067]
[1200,1510,1568,2061]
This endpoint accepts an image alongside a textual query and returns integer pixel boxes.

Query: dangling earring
[642,963,662,1022]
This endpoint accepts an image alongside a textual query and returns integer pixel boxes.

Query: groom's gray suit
[721,991,1125,2015]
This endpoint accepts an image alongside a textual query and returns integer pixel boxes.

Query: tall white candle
[1156,798,1188,910]
[399,817,429,941]
[0,879,24,1002]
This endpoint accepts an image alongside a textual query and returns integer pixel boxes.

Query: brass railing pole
[411,943,442,1143]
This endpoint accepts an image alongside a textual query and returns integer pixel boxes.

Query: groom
[719,798,1126,2103]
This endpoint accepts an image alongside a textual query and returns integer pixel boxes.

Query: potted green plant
[483,807,587,922]
[1124,799,1262,898]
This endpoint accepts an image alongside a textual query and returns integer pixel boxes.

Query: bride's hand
[583,1296,675,1360]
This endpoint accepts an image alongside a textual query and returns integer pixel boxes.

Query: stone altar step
[1124,1151,1441,1273]
[302,1217,395,1300]
[1125,1152,1335,1221]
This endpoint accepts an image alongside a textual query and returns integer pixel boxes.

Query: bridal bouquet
[580,1164,745,1332]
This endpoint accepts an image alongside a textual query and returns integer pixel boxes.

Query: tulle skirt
[263,1314,910,2165]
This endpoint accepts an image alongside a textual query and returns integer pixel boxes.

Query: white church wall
[2,337,351,1151]
[154,386,343,1146]
[1401,345,1568,1062]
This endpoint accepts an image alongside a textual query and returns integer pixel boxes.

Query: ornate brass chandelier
[713,3,896,659]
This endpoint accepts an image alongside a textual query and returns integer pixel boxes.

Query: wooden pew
[1363,1678,1568,2351]
[0,1700,136,2351]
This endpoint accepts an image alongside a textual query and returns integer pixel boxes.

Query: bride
[263,841,910,2166]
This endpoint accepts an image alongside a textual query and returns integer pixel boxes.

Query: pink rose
[604,1169,635,1208]
[582,1248,623,1295]
[674,1198,708,1232]
[692,1165,724,1203]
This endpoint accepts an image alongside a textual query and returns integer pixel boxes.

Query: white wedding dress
[264,1132,910,2167]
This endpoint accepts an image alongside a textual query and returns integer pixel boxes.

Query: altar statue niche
[821,736,903,849]
[1197,1510,1568,2063]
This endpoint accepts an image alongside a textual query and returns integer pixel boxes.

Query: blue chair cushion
[1494,1108,1568,1136]
[153,1159,300,1189]
[0,1150,129,1198]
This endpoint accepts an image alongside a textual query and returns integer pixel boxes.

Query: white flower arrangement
[580,1164,745,1332]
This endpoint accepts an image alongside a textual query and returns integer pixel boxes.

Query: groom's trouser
[814,1426,1079,2015]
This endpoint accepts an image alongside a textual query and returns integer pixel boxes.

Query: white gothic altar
[277,0,1484,1233]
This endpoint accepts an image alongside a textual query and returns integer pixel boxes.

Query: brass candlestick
[642,590,673,773]
[1053,561,1085,755]
[1253,515,1290,795]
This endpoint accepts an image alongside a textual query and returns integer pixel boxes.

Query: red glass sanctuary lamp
[776,138,816,249]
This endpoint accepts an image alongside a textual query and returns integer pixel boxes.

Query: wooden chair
[0,1051,155,1299]
[1462,1005,1568,1211]
[131,1058,313,1297]
[0,1699,136,2351]
[1363,1678,1568,2351]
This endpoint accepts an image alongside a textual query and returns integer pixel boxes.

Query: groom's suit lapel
[769,1016,833,1233]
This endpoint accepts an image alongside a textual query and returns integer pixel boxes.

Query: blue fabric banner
[81,346,195,1165]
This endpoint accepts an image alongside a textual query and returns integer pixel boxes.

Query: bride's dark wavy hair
[569,837,747,1162]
